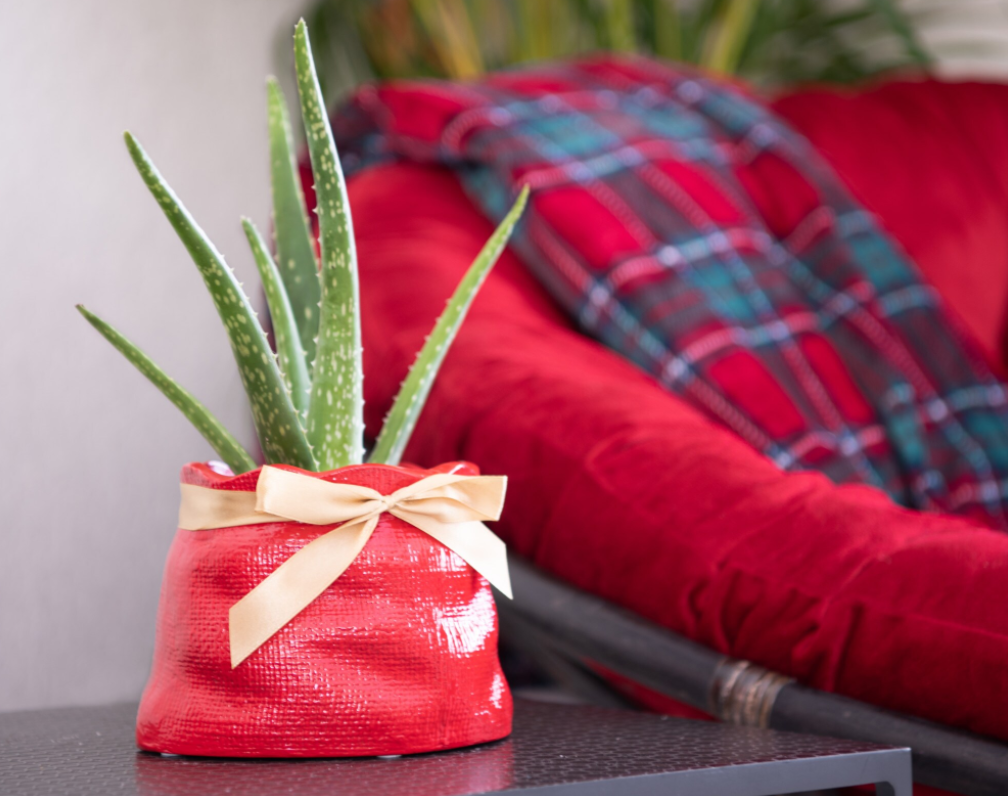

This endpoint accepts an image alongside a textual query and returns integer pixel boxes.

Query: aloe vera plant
[79,20,527,475]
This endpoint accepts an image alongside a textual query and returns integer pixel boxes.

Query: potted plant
[78,20,527,757]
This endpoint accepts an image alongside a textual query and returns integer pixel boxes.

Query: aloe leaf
[294,20,365,469]
[242,217,311,419]
[124,132,316,471]
[267,76,321,369]
[370,186,529,466]
[77,305,257,475]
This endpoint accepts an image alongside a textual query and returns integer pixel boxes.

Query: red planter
[136,460,512,757]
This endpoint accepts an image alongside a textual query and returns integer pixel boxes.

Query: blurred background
[300,0,1008,101]
[4,0,1008,712]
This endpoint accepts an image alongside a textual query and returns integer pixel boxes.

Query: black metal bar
[496,557,1008,796]
[499,608,637,710]
[771,685,1008,796]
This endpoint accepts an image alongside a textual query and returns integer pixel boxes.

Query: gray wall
[0,0,305,710]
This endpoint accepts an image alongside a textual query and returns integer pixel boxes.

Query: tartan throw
[333,56,1008,529]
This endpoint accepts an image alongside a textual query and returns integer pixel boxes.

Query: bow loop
[386,473,507,524]
[178,465,511,668]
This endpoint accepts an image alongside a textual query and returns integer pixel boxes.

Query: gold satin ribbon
[178,466,512,668]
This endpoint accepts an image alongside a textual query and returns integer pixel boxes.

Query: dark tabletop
[0,698,906,796]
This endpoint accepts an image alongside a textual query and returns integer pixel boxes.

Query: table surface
[0,699,911,796]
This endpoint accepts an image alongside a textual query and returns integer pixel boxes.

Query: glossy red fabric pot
[136,460,512,757]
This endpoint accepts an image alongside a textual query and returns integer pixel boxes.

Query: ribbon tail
[228,515,379,668]
[398,511,513,600]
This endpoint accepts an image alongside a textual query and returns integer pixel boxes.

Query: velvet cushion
[347,79,1008,749]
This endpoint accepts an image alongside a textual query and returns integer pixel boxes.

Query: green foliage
[76,305,257,475]
[371,186,530,465]
[300,0,931,98]
[702,0,759,75]
[729,0,929,86]
[80,21,526,473]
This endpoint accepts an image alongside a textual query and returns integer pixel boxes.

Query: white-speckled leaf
[124,132,316,470]
[294,20,364,470]
[77,305,257,474]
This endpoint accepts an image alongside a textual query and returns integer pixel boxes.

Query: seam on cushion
[567,435,1006,663]
[716,560,1008,661]
[678,478,829,619]
[571,427,817,640]
[564,426,844,597]
[620,469,997,647]
[689,517,980,644]
[578,433,685,533]
[801,500,998,604]
[709,483,990,599]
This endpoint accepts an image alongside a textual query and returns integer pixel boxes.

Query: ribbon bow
[178,466,511,667]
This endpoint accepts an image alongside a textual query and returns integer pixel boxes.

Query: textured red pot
[136,460,512,757]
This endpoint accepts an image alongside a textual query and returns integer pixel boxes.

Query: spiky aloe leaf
[294,20,364,469]
[242,218,311,419]
[370,186,530,466]
[124,132,316,471]
[267,76,321,369]
[76,305,257,475]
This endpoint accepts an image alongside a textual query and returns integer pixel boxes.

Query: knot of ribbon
[178,466,511,667]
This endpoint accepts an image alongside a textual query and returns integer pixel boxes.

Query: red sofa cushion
[349,154,1008,745]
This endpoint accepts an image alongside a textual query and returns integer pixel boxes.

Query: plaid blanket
[333,56,1008,529]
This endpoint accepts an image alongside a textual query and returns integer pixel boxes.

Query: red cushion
[350,157,1008,745]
